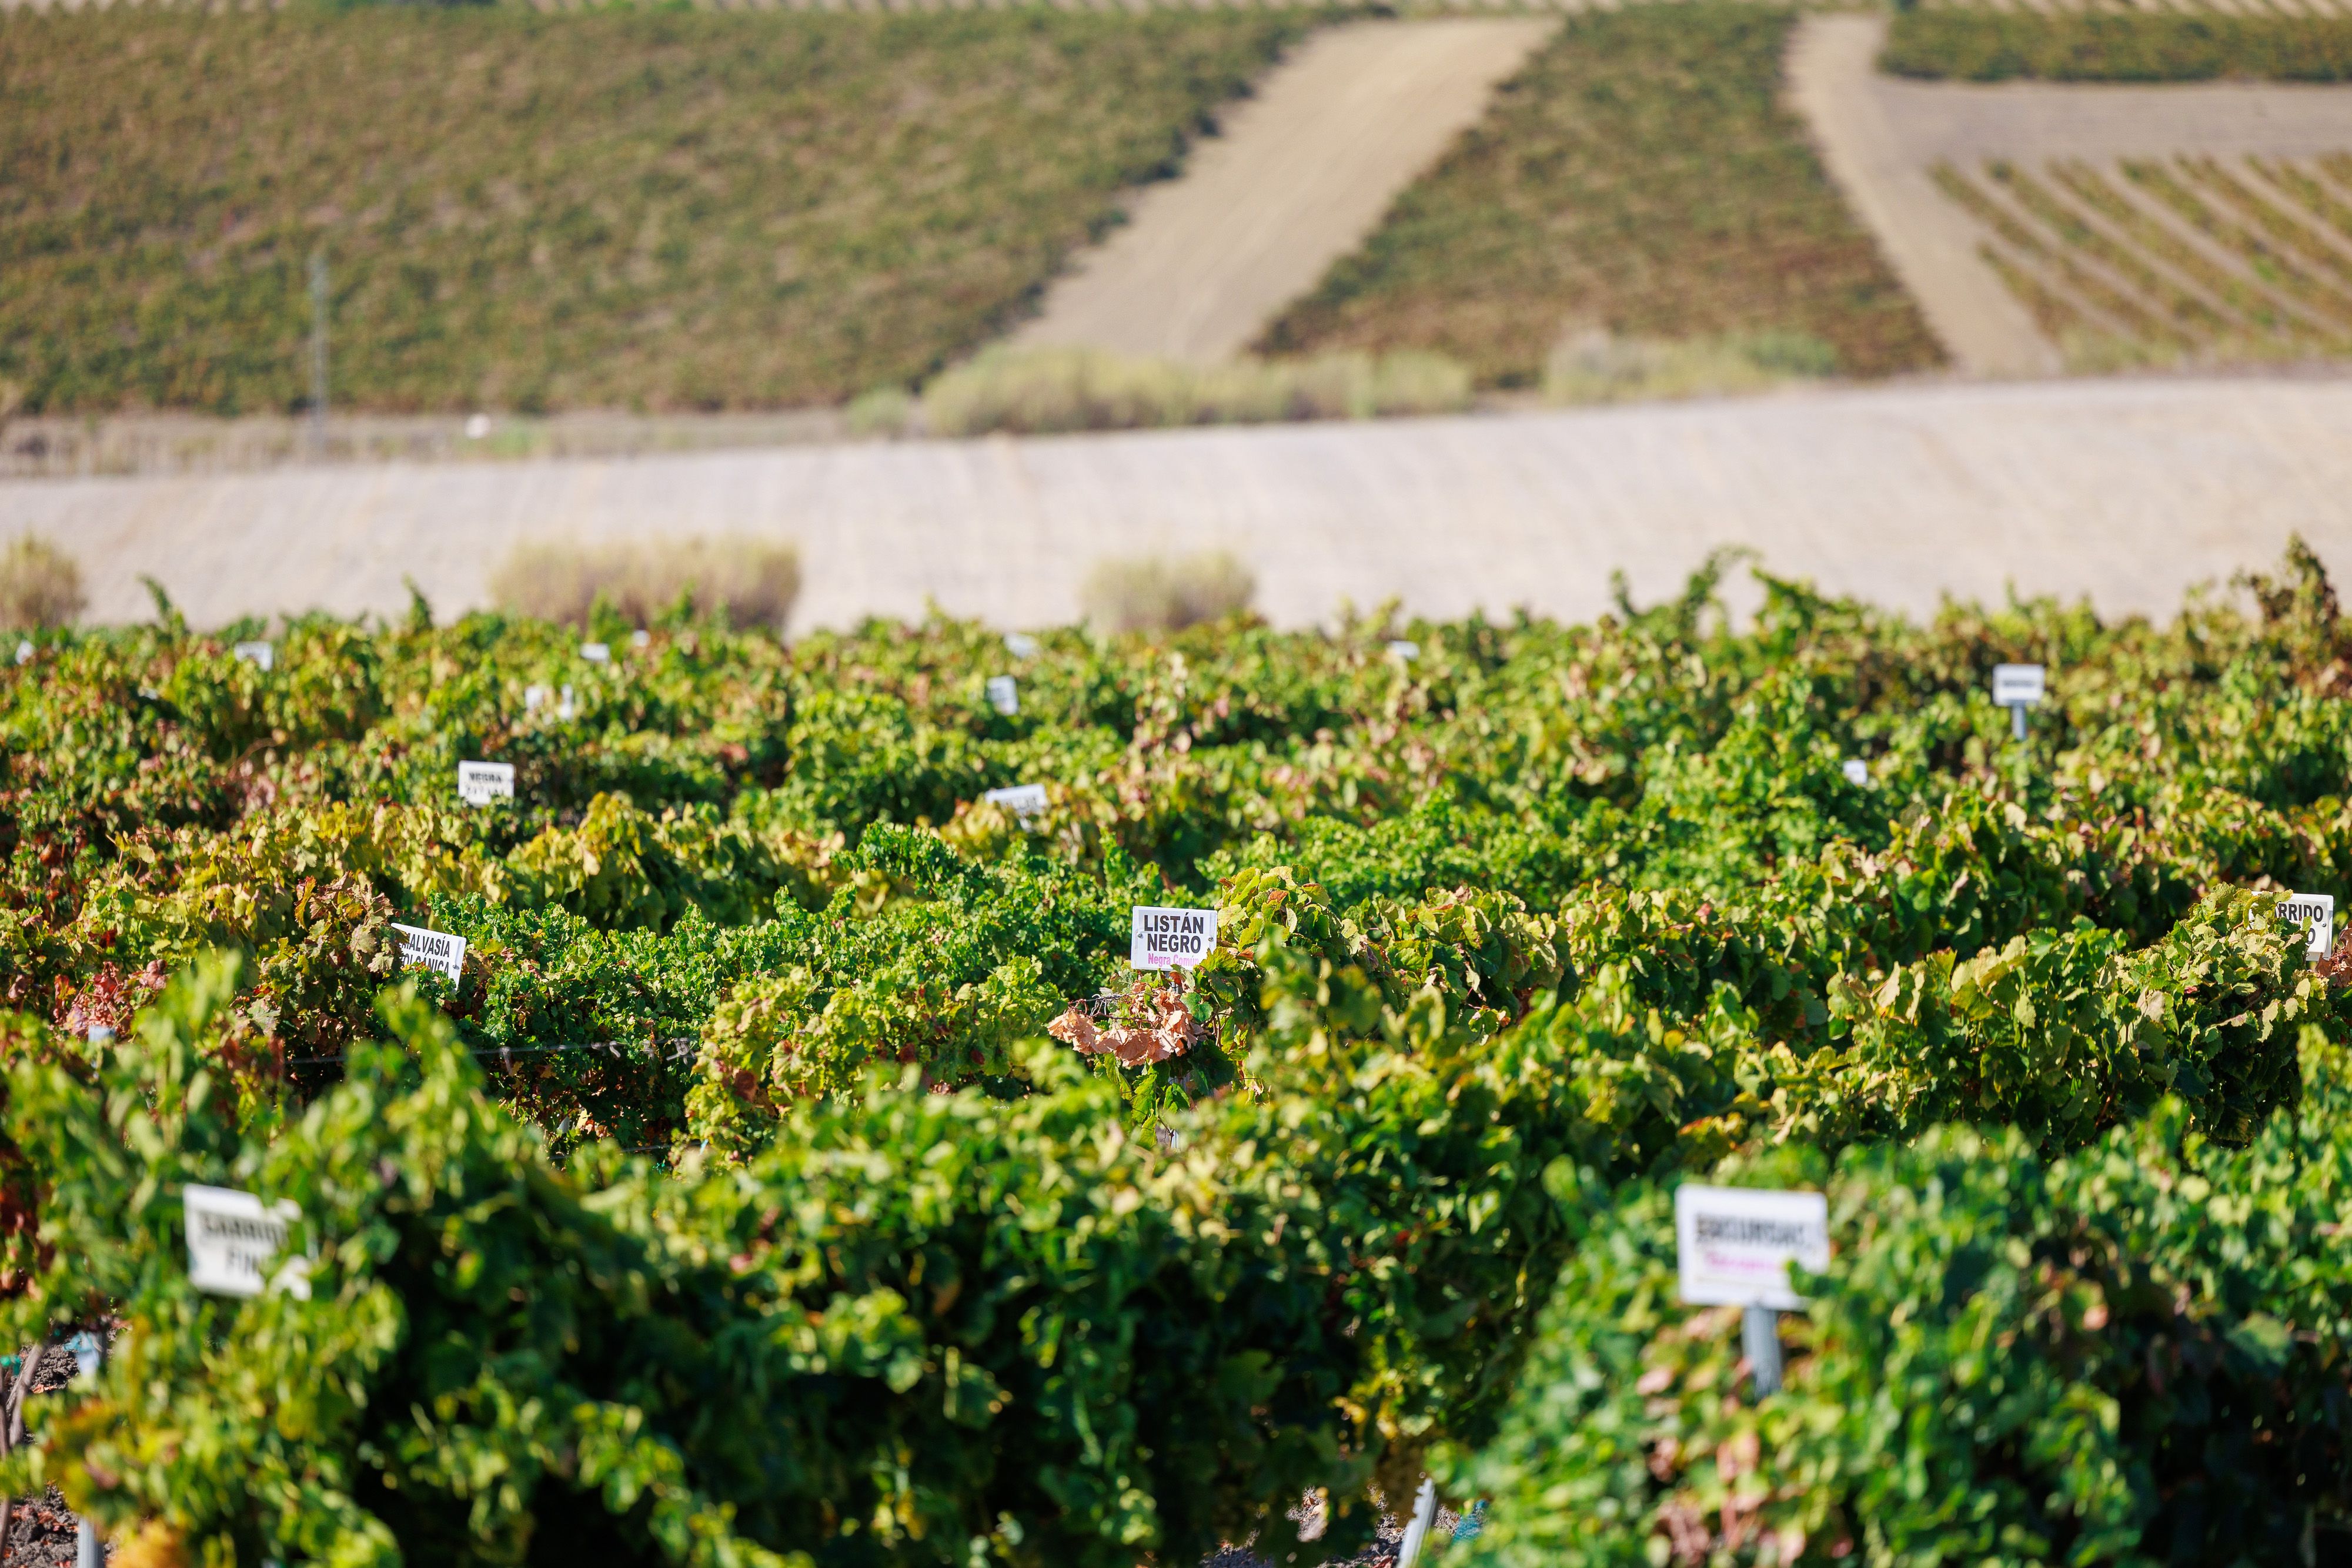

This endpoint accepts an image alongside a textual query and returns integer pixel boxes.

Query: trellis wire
[285,1037,699,1068]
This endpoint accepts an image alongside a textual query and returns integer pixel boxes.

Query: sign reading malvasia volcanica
[391,923,467,983]
[1131,906,1218,971]
[183,1183,309,1299]
[1676,1184,1830,1311]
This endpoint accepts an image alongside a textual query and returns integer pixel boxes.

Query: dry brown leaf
[1047,1005,1102,1054]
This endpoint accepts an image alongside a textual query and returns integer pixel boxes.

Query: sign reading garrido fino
[1992,664,2046,707]
[1676,1184,1830,1312]
[184,1183,309,1300]
[457,760,515,806]
[2279,892,2336,960]
[390,923,467,983]
[1131,906,1218,971]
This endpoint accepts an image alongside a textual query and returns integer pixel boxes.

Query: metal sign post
[1992,663,2045,743]
[1395,1477,1440,1568]
[66,1332,101,1568]
[1742,1306,1784,1396]
[1676,1184,1830,1399]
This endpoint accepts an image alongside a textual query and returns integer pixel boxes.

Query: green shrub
[1453,1025,2352,1567]
[0,544,2348,1564]
[0,945,1601,1567]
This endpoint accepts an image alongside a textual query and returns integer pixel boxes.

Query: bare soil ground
[1011,18,1554,365]
[1,1346,108,1566]
[6,375,2351,635]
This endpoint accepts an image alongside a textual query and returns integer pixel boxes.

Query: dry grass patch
[1259,6,1940,388]
[1542,326,1838,404]
[0,536,86,631]
[1080,551,1255,635]
[491,537,801,633]
[918,347,1471,437]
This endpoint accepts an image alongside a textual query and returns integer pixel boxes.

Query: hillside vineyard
[2,547,2349,1564]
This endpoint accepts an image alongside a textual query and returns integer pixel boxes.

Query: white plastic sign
[525,686,577,720]
[581,642,612,664]
[232,640,275,673]
[1992,664,2045,707]
[1676,1184,1830,1311]
[1131,906,1218,971]
[183,1184,309,1300]
[1841,758,1869,787]
[13,641,30,666]
[2279,892,2336,959]
[985,676,1020,716]
[390,922,466,983]
[457,760,515,806]
[1004,632,1040,658]
[983,784,1048,819]
[1387,640,1420,662]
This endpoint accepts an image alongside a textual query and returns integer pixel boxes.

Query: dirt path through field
[1789,16,2060,376]
[1789,13,2352,373]
[1010,18,1554,365]
[7,376,2351,633]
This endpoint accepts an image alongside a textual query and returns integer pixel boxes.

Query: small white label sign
[184,1183,308,1300]
[457,760,515,806]
[1004,632,1040,659]
[524,686,578,720]
[1992,664,2045,707]
[1841,757,1869,786]
[580,642,612,664]
[983,784,1048,819]
[232,640,275,673]
[1676,1184,1830,1310]
[390,922,467,982]
[2279,892,2336,959]
[1387,640,1420,662]
[1131,905,1218,971]
[985,675,1020,716]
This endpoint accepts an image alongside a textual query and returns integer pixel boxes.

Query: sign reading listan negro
[1130,906,1218,971]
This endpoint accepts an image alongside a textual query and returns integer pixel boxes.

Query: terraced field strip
[1949,153,2352,366]
[1909,0,2352,16]
[0,0,1821,11]
[1788,14,2056,373]
[1011,17,1554,365]
[1790,11,2352,372]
